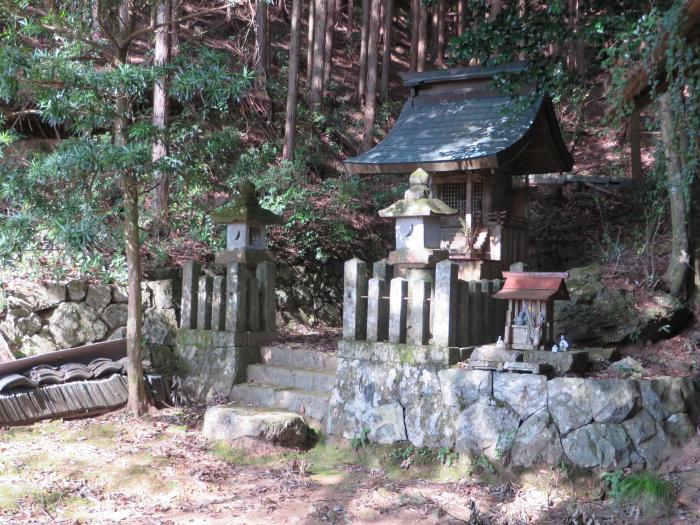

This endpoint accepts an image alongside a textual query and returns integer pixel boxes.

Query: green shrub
[604,471,675,513]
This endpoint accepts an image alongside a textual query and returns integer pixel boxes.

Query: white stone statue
[496,336,505,349]
[559,335,570,352]
[551,343,559,353]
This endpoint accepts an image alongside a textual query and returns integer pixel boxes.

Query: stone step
[247,364,337,393]
[229,383,330,421]
[260,345,337,372]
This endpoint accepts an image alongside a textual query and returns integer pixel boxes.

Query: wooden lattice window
[472,180,484,218]
[437,183,467,216]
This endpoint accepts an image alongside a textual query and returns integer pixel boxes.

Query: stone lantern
[379,168,457,279]
[212,181,282,266]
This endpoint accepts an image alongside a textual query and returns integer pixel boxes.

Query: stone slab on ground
[523,350,588,376]
[470,344,523,363]
[203,405,311,448]
[260,345,337,372]
[502,362,547,375]
[467,360,503,371]
[246,364,337,393]
[230,383,331,421]
[337,339,459,365]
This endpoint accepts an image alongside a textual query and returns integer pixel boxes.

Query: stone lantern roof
[212,181,283,225]
[379,168,458,218]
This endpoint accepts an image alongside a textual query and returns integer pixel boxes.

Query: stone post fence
[343,258,506,349]
[174,260,276,401]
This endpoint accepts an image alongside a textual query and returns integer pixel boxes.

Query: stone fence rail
[343,258,506,348]
[180,260,275,334]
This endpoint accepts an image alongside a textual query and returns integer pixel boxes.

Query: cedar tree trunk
[362,0,381,149]
[309,0,327,110]
[283,0,302,160]
[380,0,393,99]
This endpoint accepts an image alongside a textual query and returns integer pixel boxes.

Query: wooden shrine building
[344,62,574,280]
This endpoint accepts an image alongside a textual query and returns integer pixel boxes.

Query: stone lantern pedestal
[379,168,457,281]
[211,180,282,267]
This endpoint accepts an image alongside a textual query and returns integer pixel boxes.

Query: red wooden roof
[493,272,569,301]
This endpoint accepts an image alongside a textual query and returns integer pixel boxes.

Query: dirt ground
[1,408,699,525]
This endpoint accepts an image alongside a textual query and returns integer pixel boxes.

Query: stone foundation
[173,328,261,402]
[327,340,700,470]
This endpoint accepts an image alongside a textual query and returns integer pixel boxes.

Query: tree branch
[119,2,231,47]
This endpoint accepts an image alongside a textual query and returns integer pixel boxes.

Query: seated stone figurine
[551,343,559,353]
[558,334,570,351]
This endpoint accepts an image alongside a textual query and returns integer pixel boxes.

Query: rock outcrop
[554,265,690,345]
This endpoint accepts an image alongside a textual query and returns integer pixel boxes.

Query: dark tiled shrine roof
[344,63,573,175]
[0,339,130,426]
[0,374,129,426]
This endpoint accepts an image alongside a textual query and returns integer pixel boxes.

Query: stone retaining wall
[327,340,699,470]
[0,279,179,370]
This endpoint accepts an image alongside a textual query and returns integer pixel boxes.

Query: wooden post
[343,258,368,340]
[479,279,490,345]
[489,279,502,343]
[468,281,479,345]
[457,280,470,347]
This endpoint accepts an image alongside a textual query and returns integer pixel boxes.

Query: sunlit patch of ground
[0,408,695,524]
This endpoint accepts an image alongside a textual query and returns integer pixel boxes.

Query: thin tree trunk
[430,4,438,61]
[307,0,315,82]
[380,0,393,98]
[255,0,269,86]
[116,0,148,418]
[358,0,370,100]
[283,0,302,160]
[347,0,354,40]
[457,0,466,36]
[436,0,445,64]
[92,0,101,39]
[152,0,170,226]
[171,0,179,58]
[309,0,327,110]
[417,1,427,71]
[323,0,335,87]
[409,0,418,72]
[489,0,501,19]
[630,108,642,182]
[362,0,381,149]
[692,136,700,307]
[659,92,690,298]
